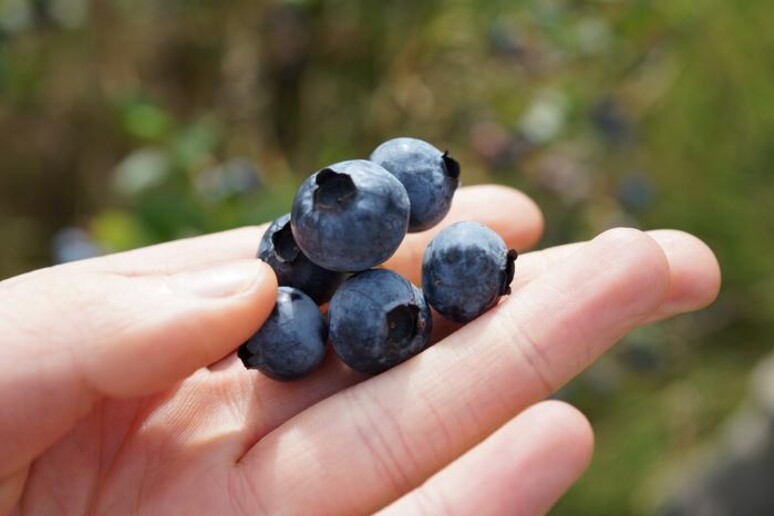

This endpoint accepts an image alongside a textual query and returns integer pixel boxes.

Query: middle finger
[236,228,670,514]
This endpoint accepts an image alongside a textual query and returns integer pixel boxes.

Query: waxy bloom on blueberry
[370,137,460,233]
[258,213,345,305]
[291,160,410,272]
[422,222,517,323]
[329,269,432,375]
[238,287,327,381]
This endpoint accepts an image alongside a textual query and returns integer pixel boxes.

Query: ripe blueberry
[238,287,327,381]
[329,269,433,375]
[370,137,460,232]
[291,160,410,272]
[422,222,517,323]
[258,213,346,305]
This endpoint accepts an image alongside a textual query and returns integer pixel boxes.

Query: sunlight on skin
[235,228,673,514]
[0,186,720,515]
[379,400,594,516]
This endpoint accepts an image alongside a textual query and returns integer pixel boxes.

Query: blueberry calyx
[259,213,346,305]
[386,304,421,345]
[500,249,519,296]
[237,342,252,366]
[271,222,301,262]
[294,160,410,271]
[422,221,514,323]
[313,168,357,210]
[441,151,461,182]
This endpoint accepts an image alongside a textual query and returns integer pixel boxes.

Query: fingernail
[171,261,266,298]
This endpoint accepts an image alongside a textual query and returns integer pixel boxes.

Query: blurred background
[1,0,773,514]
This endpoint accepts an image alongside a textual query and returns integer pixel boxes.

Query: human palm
[1,186,720,515]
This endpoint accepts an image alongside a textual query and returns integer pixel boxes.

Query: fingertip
[593,227,671,310]
[215,259,279,347]
[457,185,545,250]
[83,260,279,398]
[252,259,281,297]
[477,401,595,516]
[647,229,722,313]
[525,400,595,475]
[500,401,594,515]
[169,259,276,299]
[507,187,545,250]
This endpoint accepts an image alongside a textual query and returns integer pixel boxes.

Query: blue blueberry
[329,269,433,375]
[370,137,460,232]
[291,160,410,272]
[258,213,346,305]
[238,287,327,381]
[422,222,518,323]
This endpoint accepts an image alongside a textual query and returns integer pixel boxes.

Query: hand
[0,185,720,515]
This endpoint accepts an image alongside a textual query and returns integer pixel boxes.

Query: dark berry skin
[291,160,410,272]
[258,213,346,305]
[238,287,327,381]
[422,222,518,323]
[329,269,433,375]
[370,137,460,233]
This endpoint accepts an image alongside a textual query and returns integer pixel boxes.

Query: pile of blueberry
[238,137,518,380]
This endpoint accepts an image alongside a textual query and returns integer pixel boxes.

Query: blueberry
[291,160,410,272]
[422,222,518,323]
[370,137,460,232]
[258,213,346,304]
[329,269,433,375]
[238,287,327,381]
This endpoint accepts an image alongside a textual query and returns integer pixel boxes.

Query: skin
[0,185,721,515]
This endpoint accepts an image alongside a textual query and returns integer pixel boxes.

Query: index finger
[64,185,544,281]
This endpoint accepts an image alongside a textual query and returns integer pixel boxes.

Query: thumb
[0,259,276,476]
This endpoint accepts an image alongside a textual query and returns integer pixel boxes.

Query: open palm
[1,186,720,515]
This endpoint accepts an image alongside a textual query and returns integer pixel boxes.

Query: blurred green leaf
[120,100,173,142]
[91,210,152,252]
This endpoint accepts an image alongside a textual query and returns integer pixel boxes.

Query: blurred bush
[2,1,773,514]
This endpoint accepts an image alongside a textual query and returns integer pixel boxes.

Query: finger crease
[495,303,558,396]
[345,389,414,498]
